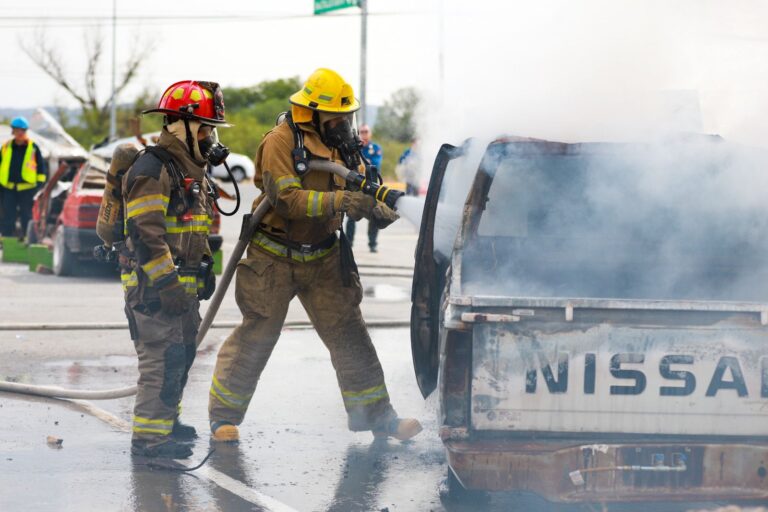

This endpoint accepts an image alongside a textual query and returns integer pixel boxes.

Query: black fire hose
[195,160,405,347]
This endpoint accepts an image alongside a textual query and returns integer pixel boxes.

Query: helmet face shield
[319,112,356,146]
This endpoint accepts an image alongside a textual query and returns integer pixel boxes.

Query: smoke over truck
[411,135,768,503]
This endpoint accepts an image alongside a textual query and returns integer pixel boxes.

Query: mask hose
[211,160,241,216]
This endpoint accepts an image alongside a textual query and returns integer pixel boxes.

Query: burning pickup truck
[411,135,768,503]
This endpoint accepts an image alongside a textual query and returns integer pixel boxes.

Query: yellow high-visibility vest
[0,139,44,191]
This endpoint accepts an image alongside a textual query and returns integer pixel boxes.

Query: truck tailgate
[470,313,768,436]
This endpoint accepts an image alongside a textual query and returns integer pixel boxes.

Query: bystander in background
[346,124,384,252]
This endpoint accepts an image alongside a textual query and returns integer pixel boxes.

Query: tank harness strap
[284,112,310,176]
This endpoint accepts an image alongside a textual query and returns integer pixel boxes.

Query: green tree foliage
[43,73,418,185]
[218,78,301,157]
[374,87,421,143]
[223,77,300,115]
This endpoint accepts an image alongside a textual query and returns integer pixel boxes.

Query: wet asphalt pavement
[0,184,762,511]
[0,327,447,512]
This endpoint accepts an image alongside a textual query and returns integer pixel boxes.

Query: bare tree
[20,28,150,141]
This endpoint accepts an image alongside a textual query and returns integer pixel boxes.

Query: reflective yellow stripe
[132,416,173,435]
[165,215,212,234]
[121,271,138,291]
[126,194,169,219]
[178,275,198,295]
[306,191,324,218]
[342,384,389,406]
[209,375,252,410]
[251,233,288,258]
[133,416,174,426]
[141,252,175,281]
[306,191,316,217]
[250,232,337,263]
[133,427,173,435]
[275,175,301,192]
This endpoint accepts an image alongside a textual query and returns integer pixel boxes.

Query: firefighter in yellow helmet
[208,68,422,442]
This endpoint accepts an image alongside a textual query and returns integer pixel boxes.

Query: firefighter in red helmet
[122,81,228,458]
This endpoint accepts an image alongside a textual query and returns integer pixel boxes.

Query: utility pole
[109,0,117,141]
[359,0,367,125]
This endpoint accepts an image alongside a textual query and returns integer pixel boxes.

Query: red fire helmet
[144,80,229,126]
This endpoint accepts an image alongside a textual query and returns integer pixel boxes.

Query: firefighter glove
[337,191,375,221]
[370,203,399,229]
[158,280,190,316]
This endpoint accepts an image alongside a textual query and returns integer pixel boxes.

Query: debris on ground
[46,436,63,448]
[35,264,53,275]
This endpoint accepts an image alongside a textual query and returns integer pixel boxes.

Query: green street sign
[314,0,359,15]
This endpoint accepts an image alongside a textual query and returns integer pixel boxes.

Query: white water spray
[394,195,426,228]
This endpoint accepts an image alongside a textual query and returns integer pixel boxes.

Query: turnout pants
[209,245,397,431]
[0,187,35,237]
[125,292,201,446]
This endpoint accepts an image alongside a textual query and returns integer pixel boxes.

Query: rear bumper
[446,437,768,503]
[62,226,101,255]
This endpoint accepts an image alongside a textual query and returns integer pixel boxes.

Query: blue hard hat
[10,116,29,130]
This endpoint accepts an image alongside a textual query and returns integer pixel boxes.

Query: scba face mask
[321,114,361,170]
[198,128,230,166]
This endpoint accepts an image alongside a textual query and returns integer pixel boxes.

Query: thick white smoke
[414,0,768,179]
[459,135,768,301]
[403,0,768,303]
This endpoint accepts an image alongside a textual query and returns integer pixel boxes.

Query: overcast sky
[2,0,768,148]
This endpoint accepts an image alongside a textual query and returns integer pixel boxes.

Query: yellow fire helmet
[290,68,360,115]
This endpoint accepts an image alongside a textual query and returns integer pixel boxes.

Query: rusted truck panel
[446,440,768,502]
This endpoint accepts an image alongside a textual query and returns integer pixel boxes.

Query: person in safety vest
[0,116,46,237]
[207,68,422,443]
[345,123,384,252]
[122,81,228,459]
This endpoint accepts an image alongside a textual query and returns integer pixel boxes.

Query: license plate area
[617,446,704,488]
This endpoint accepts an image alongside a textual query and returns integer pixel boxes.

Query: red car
[29,156,222,276]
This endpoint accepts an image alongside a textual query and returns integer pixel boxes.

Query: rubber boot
[211,421,239,443]
[171,420,198,441]
[131,439,193,459]
[372,417,423,441]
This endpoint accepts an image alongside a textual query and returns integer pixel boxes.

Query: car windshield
[462,137,768,302]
